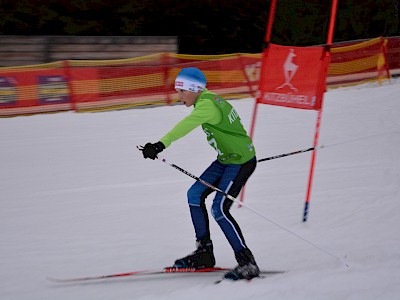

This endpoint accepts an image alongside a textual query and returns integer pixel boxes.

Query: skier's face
[176,89,199,107]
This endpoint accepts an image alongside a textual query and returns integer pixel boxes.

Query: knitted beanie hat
[174,67,206,93]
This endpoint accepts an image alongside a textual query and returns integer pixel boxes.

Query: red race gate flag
[257,43,329,111]
[243,43,331,223]
[241,0,337,223]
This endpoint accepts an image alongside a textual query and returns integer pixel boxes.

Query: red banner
[257,44,329,110]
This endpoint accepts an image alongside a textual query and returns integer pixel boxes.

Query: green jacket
[160,89,255,164]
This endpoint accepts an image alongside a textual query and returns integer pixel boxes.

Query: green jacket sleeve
[160,99,221,148]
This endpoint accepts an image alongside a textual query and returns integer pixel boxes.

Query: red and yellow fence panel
[328,37,391,87]
[66,53,261,113]
[0,61,71,116]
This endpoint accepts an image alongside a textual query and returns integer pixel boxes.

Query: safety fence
[0,36,398,117]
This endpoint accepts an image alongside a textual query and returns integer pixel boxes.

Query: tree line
[1,0,399,54]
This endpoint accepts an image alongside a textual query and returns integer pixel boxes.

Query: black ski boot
[173,239,216,269]
[224,248,260,280]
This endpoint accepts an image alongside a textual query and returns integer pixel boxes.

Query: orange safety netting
[328,36,391,87]
[0,37,395,117]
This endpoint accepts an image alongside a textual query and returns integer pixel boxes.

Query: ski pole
[136,145,234,200]
[159,157,237,202]
[155,155,349,268]
[257,145,324,163]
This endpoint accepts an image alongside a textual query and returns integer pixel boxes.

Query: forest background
[0,0,399,54]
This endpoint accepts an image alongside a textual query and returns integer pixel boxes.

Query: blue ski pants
[187,157,257,253]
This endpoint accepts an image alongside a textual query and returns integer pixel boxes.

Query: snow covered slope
[1,79,399,300]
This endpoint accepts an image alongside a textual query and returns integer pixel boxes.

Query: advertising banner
[257,44,329,110]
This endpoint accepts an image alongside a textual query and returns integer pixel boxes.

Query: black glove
[141,142,165,160]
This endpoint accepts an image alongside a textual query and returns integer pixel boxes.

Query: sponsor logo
[0,76,17,105]
[276,49,298,92]
[262,92,316,106]
[175,81,184,87]
[38,75,69,104]
[188,83,196,92]
[214,96,223,104]
[244,62,262,82]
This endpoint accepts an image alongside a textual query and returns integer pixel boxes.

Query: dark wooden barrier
[0,36,178,67]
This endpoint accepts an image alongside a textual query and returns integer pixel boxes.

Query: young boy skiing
[140,67,259,280]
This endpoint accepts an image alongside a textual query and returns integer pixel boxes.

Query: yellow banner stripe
[0,61,64,71]
[332,37,382,53]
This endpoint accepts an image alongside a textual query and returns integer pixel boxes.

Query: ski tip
[46,276,71,283]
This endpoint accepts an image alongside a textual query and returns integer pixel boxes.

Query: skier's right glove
[141,142,165,160]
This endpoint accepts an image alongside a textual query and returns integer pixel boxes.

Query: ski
[47,267,230,283]
[47,267,285,283]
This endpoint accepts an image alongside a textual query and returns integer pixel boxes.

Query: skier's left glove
[141,142,165,160]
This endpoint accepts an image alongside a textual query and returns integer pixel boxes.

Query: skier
[140,67,259,280]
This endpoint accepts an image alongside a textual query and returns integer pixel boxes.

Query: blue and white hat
[174,67,206,93]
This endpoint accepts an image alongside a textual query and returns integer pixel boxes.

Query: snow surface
[1,79,400,300]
